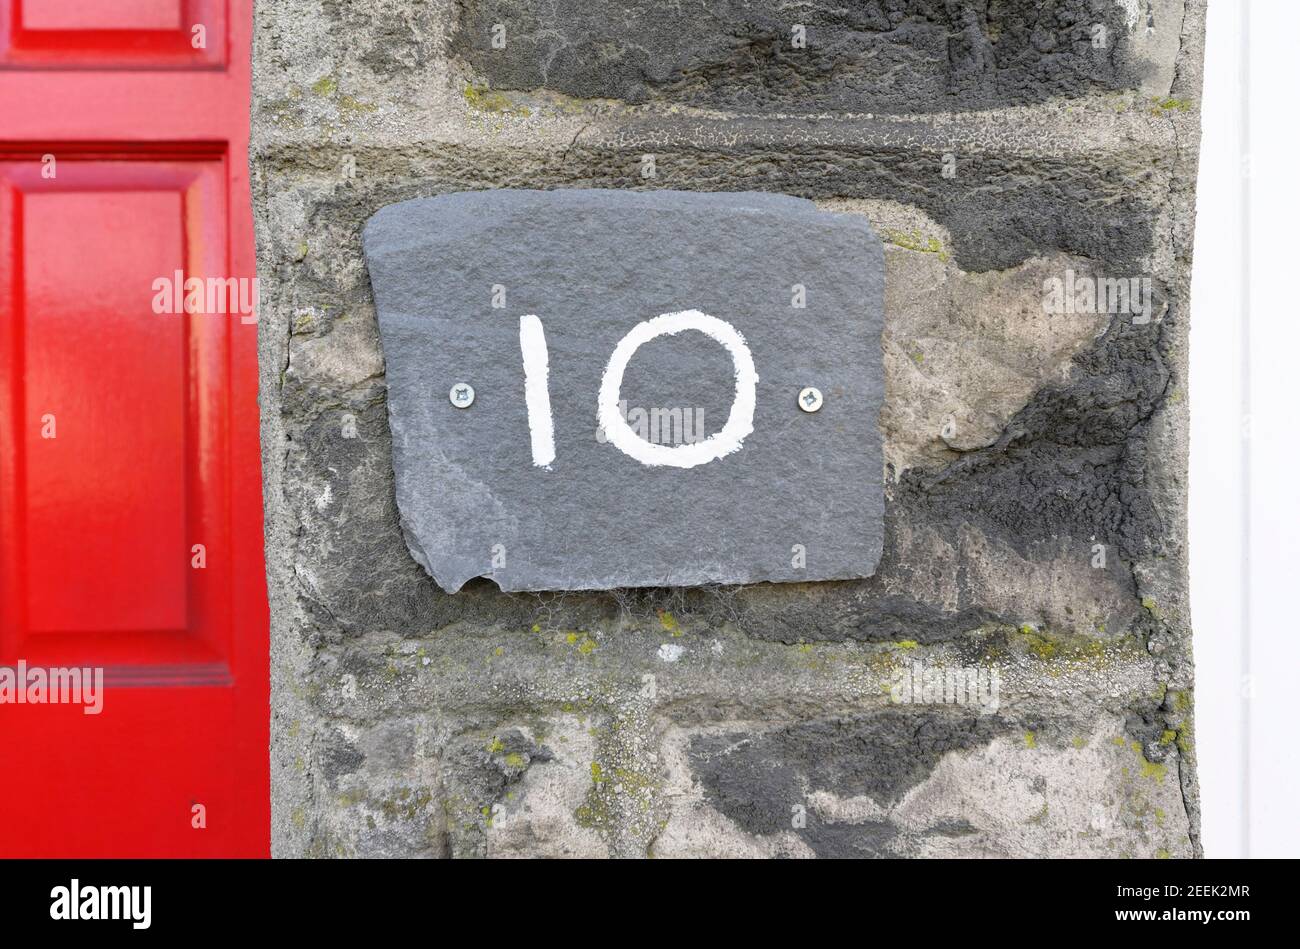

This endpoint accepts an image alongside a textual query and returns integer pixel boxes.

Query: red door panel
[1,0,226,68]
[25,187,190,634]
[0,1,266,856]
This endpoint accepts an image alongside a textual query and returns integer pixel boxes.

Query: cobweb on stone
[516,584,746,635]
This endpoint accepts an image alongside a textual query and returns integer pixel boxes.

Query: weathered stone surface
[451,0,1186,114]
[363,189,884,592]
[252,0,1206,859]
[659,711,1192,858]
[880,248,1110,475]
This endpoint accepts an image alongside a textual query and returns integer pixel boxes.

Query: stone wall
[252,0,1206,857]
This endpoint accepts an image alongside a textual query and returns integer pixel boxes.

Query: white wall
[1191,0,1300,858]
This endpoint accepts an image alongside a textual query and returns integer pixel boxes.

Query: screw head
[449,383,475,408]
[798,386,823,413]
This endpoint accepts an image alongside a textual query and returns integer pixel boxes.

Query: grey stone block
[452,0,1185,114]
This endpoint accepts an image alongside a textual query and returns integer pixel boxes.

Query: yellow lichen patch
[884,228,950,261]
[1164,690,1196,758]
[1024,731,1038,750]
[464,82,530,116]
[1125,740,1169,784]
[1019,625,1057,659]
[1150,96,1194,113]
[561,630,598,654]
[575,756,660,833]
[657,611,681,636]
[863,647,901,675]
[1011,623,1127,665]
[339,95,377,114]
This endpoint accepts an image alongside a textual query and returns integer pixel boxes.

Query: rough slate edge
[363,189,885,593]
[363,188,853,252]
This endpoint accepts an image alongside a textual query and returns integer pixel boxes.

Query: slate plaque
[363,190,884,592]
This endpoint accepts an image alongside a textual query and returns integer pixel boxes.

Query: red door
[0,0,267,856]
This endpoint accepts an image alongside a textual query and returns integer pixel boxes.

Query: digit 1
[519,314,556,467]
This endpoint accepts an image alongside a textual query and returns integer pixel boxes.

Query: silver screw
[798,386,823,413]
[449,383,475,408]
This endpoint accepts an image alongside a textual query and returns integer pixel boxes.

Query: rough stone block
[252,0,1207,859]
[452,0,1186,113]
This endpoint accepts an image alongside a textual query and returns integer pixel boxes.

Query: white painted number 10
[517,309,759,470]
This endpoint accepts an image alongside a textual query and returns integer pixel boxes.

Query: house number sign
[363,190,884,593]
